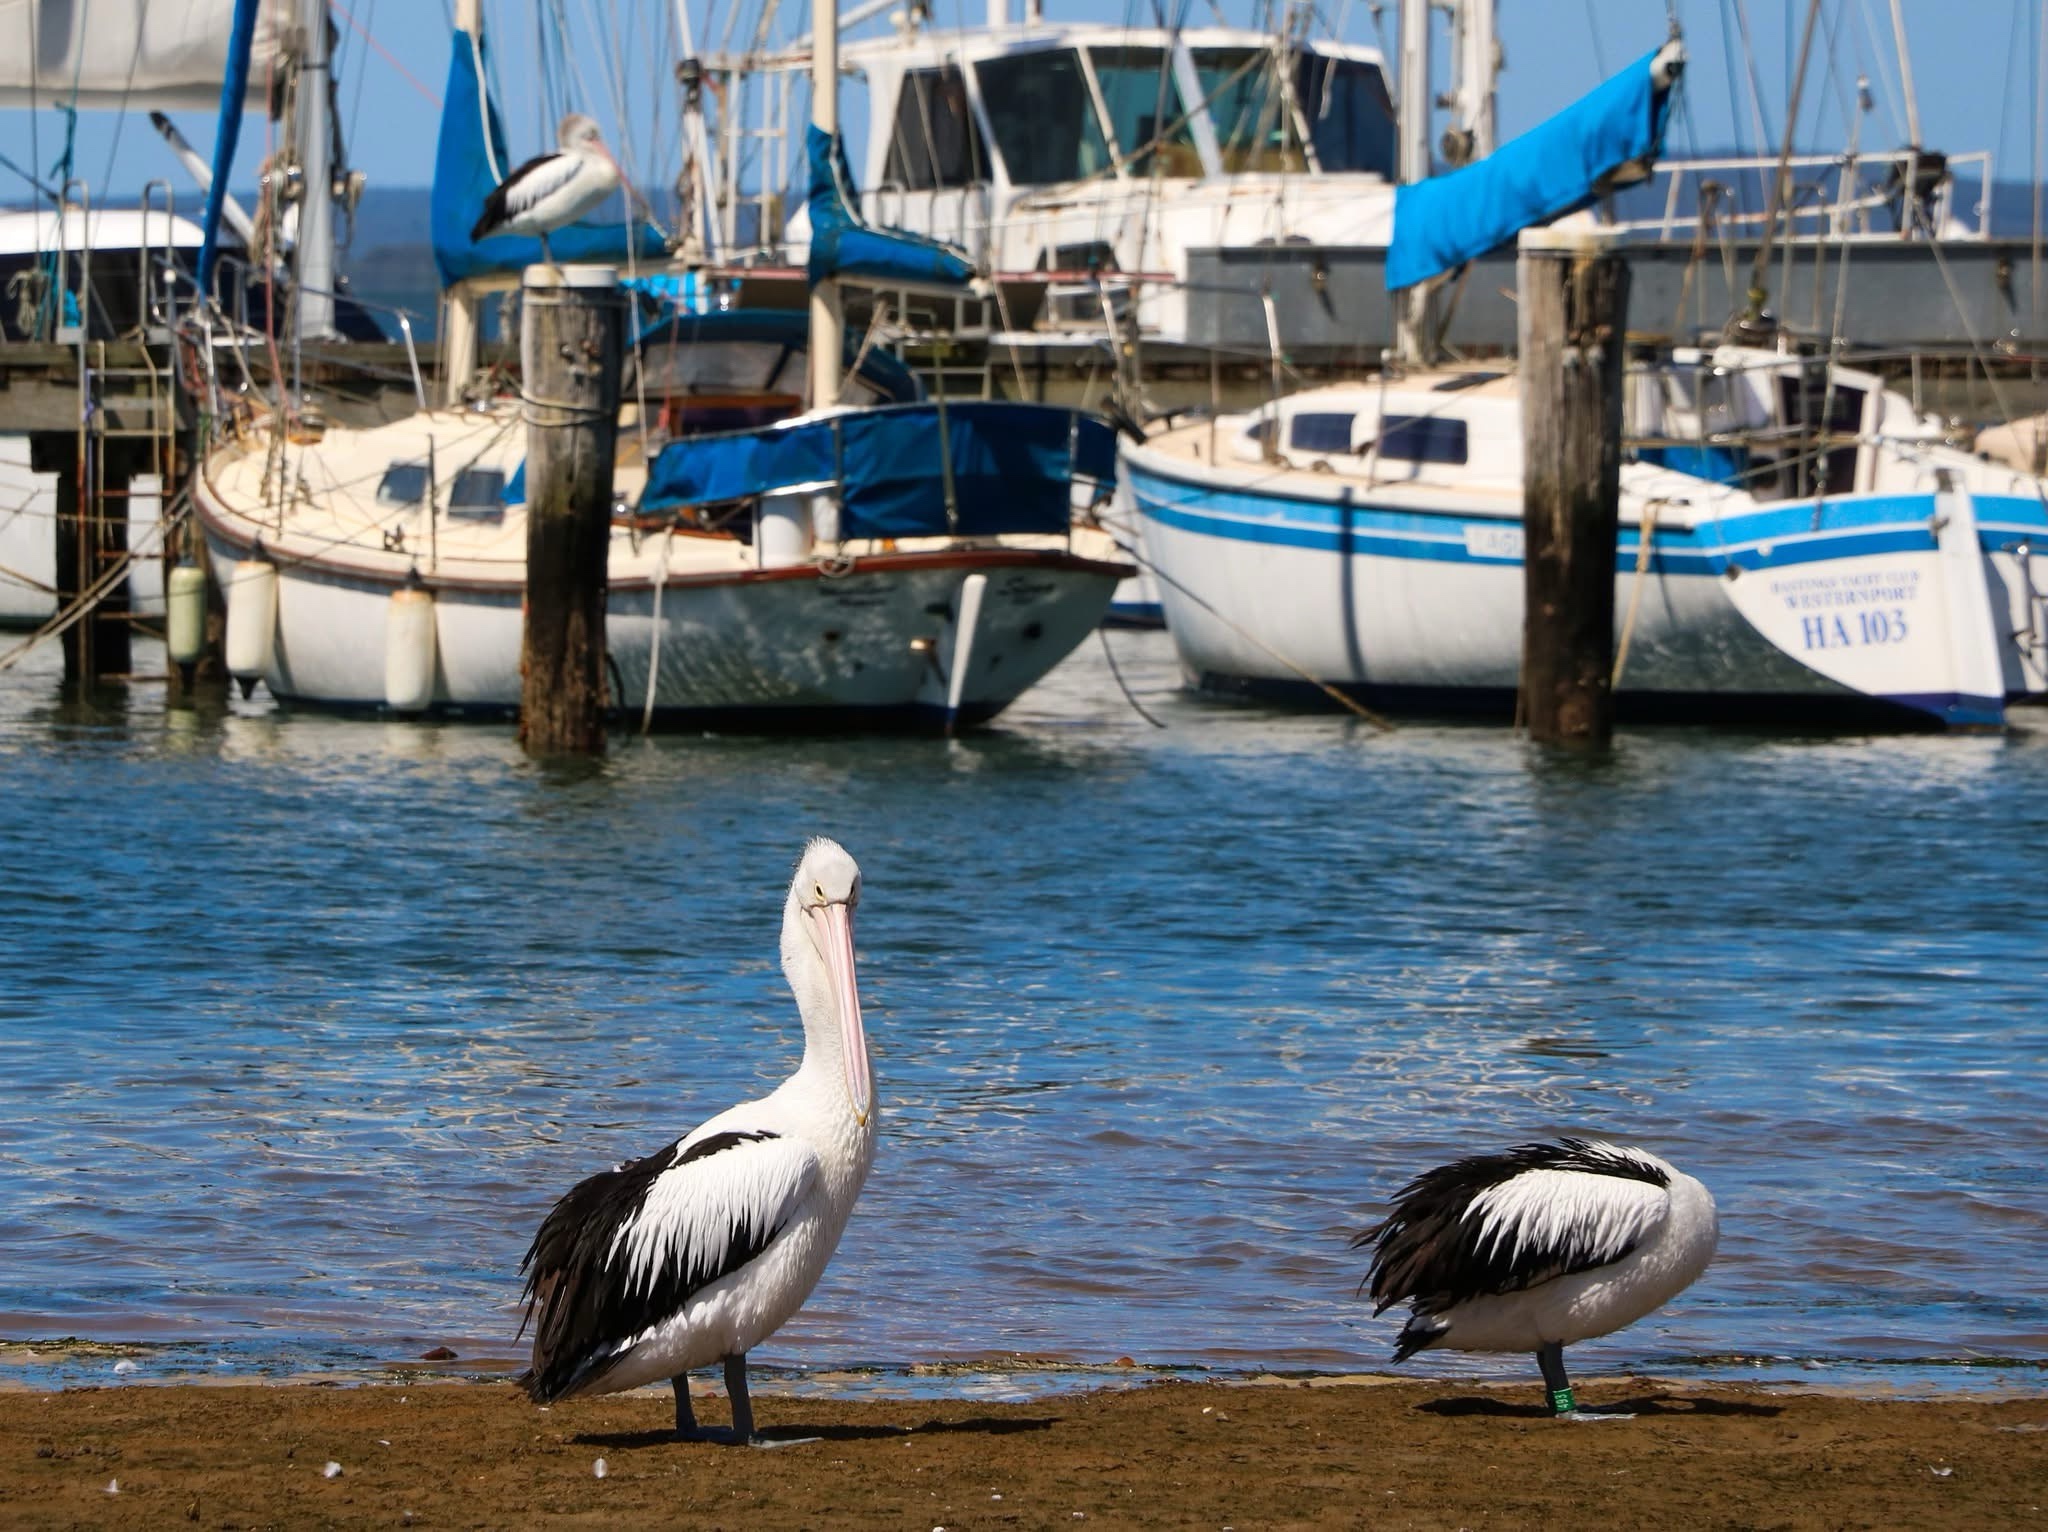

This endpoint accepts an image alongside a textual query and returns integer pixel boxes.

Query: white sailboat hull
[1125,441,2020,729]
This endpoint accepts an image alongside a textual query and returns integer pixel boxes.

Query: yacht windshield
[1192,47,1395,176]
[1087,46,1200,176]
[1194,47,1302,173]
[975,49,1113,185]
[1295,53,1396,175]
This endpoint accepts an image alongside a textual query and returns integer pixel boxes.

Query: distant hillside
[340,185,441,337]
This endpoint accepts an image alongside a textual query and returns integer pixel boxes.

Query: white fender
[383,583,438,712]
[166,564,207,666]
[222,556,277,692]
[945,572,989,735]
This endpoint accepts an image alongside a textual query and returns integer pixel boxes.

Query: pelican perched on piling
[517,838,875,1443]
[471,113,621,269]
[1355,1138,1718,1418]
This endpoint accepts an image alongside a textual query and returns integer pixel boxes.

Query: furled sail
[1386,41,1682,292]
[804,125,976,290]
[431,27,666,287]
[0,0,289,111]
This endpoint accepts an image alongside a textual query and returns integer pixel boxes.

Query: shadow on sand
[573,1415,1060,1450]
[1419,1393,1784,1420]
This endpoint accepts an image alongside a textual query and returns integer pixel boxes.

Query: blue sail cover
[432,30,667,287]
[806,125,976,289]
[1386,47,1677,292]
[641,401,1116,539]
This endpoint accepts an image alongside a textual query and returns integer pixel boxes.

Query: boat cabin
[843,26,1395,270]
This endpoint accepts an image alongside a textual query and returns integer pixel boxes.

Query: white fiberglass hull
[193,412,1127,730]
[1125,441,2026,729]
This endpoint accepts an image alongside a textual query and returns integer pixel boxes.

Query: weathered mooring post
[518,265,623,755]
[1517,228,1629,746]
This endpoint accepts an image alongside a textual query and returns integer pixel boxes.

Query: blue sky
[0,0,2034,210]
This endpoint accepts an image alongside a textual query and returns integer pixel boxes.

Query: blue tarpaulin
[805,125,977,289]
[1386,46,1677,292]
[641,401,1116,540]
[431,30,667,287]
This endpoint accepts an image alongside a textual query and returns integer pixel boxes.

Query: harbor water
[1,633,2044,1396]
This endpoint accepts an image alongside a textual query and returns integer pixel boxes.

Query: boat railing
[1606,148,1992,244]
[137,181,177,344]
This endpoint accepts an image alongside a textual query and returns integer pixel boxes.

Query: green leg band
[1548,1386,1576,1415]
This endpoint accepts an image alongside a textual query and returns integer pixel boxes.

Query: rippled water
[2,633,2045,1395]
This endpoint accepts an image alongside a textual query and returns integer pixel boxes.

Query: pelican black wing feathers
[517,1129,794,1402]
[1355,1139,1671,1335]
[471,151,573,242]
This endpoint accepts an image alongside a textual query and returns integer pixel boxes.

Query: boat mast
[1449,0,1496,163]
[295,0,339,340]
[442,0,485,403]
[1394,0,1432,363]
[808,0,844,409]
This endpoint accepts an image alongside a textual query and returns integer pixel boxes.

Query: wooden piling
[1516,230,1629,746]
[517,265,624,755]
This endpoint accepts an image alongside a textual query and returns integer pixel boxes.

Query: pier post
[518,264,624,755]
[1516,229,1628,746]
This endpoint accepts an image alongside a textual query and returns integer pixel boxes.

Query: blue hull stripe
[1126,461,2048,576]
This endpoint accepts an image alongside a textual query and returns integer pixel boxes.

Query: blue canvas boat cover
[1386,46,1678,292]
[805,125,977,289]
[432,30,667,287]
[641,401,1116,540]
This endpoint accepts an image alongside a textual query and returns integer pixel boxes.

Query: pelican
[1355,1138,1718,1419]
[516,838,875,1443]
[471,113,621,269]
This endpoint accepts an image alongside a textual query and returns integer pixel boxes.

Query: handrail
[138,180,175,338]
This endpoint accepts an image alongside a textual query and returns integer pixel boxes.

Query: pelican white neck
[781,839,870,1125]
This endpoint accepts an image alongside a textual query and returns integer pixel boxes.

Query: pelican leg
[1537,1342,1634,1421]
[724,1354,755,1443]
[1536,1342,1575,1415]
[672,1375,701,1440]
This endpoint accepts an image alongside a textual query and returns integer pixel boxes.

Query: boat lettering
[1800,608,1909,650]
[1766,569,1921,610]
[1463,525,1524,561]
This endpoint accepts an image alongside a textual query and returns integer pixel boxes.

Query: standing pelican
[1355,1138,1718,1418]
[470,113,621,269]
[517,838,875,1443]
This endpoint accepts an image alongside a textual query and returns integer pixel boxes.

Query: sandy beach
[0,1374,2040,1529]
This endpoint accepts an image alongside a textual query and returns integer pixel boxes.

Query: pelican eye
[813,882,826,901]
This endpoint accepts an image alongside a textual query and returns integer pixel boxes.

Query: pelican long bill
[810,901,869,1123]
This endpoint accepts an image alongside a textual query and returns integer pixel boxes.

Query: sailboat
[187,1,1131,730]
[1123,41,2048,730]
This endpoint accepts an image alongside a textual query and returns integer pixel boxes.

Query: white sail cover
[0,0,291,111]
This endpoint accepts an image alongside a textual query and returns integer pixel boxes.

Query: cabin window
[1777,373,1865,496]
[1087,47,1200,177]
[1376,414,1467,464]
[1193,48,1304,174]
[376,461,430,507]
[447,467,508,519]
[1289,412,1355,453]
[975,49,1113,185]
[883,66,988,190]
[1244,418,1275,445]
[1293,54,1396,177]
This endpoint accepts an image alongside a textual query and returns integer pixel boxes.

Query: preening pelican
[517,838,875,1443]
[471,113,621,268]
[1356,1138,1718,1418]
